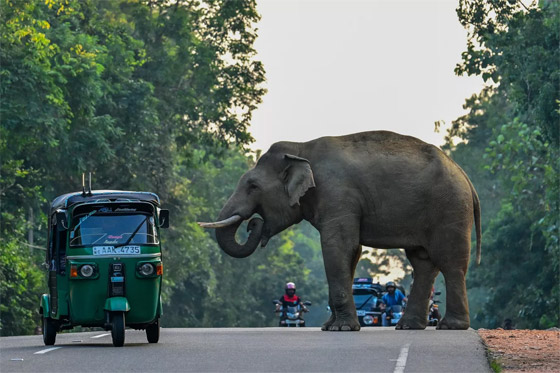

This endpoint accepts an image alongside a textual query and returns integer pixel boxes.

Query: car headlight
[139,263,155,276]
[79,264,95,278]
[363,315,374,325]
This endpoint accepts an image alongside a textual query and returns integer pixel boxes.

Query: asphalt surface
[1,327,490,373]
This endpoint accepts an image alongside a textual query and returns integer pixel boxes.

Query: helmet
[386,281,396,289]
[285,282,296,290]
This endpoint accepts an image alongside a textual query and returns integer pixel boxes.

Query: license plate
[111,276,124,283]
[93,246,141,256]
[356,310,366,316]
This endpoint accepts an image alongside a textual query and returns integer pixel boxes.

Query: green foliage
[0,234,44,336]
[0,0,267,335]
[451,0,559,329]
[457,0,559,146]
[489,358,503,373]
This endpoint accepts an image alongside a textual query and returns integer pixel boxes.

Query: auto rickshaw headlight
[79,264,95,278]
[139,263,155,276]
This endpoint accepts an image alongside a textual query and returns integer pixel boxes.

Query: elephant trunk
[215,215,264,259]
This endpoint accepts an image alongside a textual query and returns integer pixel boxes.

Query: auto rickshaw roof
[51,190,160,212]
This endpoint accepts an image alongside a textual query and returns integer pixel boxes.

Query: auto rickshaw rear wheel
[111,312,125,347]
[42,316,57,345]
[146,318,160,343]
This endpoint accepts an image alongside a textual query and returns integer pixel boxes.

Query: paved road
[1,327,490,373]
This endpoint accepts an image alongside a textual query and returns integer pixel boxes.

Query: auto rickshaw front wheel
[111,312,125,347]
[146,318,160,343]
[42,316,57,346]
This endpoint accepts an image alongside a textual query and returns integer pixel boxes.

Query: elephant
[199,131,481,331]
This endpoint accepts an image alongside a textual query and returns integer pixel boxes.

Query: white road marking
[393,343,411,373]
[34,347,61,355]
[90,333,110,339]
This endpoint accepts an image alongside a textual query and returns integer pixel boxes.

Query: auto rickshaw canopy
[50,190,161,213]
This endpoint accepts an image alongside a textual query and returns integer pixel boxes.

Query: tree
[0,0,266,335]
[449,0,559,328]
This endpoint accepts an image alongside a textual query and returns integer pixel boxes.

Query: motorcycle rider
[428,286,441,325]
[275,282,308,326]
[381,281,406,326]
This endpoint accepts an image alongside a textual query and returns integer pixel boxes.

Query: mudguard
[157,295,163,317]
[40,294,50,317]
[104,297,130,312]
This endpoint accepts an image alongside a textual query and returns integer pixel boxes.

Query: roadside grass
[480,336,503,373]
[483,346,503,373]
[489,357,503,373]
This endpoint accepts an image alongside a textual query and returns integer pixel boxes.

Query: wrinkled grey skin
[212,131,481,331]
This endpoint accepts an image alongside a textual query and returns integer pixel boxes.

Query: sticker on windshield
[93,246,141,256]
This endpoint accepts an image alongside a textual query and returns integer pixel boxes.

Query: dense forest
[448,0,559,329]
[0,0,557,336]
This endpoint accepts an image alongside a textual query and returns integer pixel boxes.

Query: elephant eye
[247,183,260,194]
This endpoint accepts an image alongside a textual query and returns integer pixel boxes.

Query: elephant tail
[472,186,482,266]
[456,162,482,265]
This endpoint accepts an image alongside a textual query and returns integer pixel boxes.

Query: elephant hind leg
[432,238,471,330]
[437,267,470,330]
[397,248,438,330]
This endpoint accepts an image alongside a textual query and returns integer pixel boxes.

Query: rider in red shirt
[275,282,308,326]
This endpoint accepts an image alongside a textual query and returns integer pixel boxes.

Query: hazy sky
[250,0,485,152]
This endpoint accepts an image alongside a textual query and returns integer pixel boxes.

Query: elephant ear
[283,154,316,206]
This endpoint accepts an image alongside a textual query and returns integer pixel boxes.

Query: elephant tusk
[198,215,243,229]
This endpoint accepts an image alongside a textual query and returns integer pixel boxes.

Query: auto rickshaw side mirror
[159,209,169,228]
[56,211,68,231]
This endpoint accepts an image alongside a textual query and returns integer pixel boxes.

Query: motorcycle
[273,300,312,327]
[428,292,441,326]
[384,304,404,326]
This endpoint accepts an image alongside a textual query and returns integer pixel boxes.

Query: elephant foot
[322,317,360,331]
[321,314,336,331]
[436,316,469,330]
[321,321,333,331]
[396,315,427,330]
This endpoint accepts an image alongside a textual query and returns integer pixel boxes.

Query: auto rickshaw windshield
[69,213,158,247]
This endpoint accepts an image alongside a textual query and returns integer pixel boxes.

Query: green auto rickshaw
[40,189,169,347]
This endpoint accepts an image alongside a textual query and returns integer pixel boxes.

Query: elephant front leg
[320,230,361,332]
